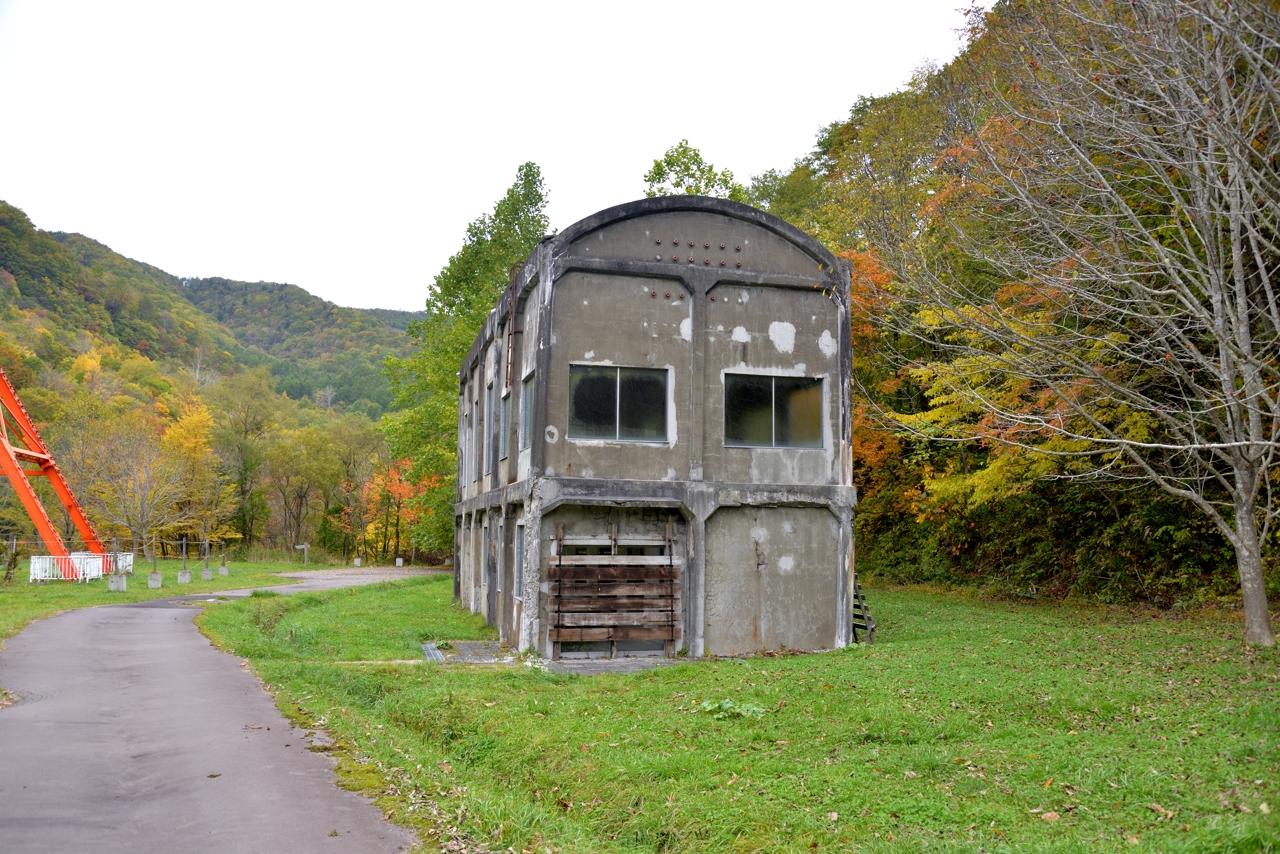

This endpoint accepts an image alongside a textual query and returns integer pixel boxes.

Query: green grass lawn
[197,576,1279,853]
[0,558,306,645]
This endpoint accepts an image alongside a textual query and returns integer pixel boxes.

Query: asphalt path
[0,568,440,854]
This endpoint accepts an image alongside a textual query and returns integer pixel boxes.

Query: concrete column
[834,504,853,649]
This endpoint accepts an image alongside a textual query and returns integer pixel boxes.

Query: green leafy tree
[205,368,280,544]
[644,140,747,201]
[384,163,550,550]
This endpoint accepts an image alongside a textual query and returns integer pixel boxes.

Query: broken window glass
[568,366,668,441]
[724,374,774,446]
[774,377,823,447]
[568,366,618,439]
[618,368,667,441]
[724,374,823,448]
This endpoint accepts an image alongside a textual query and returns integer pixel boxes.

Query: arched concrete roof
[550,195,839,271]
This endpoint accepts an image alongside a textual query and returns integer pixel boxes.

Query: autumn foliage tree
[867,0,1280,645]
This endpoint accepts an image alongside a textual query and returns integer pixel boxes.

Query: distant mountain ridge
[0,200,424,417]
[180,278,419,363]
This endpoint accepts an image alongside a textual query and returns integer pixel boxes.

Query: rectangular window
[513,524,525,600]
[724,374,822,448]
[484,384,494,474]
[472,401,480,481]
[496,521,503,592]
[500,391,511,460]
[520,373,534,450]
[568,366,667,442]
[459,411,468,487]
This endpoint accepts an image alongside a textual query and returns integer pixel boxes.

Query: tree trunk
[1233,505,1276,647]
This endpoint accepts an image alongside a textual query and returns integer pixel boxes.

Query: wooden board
[553,581,681,598]
[550,597,676,613]
[549,565,680,581]
[558,536,669,547]
[556,611,679,628]
[553,554,682,567]
[549,626,682,642]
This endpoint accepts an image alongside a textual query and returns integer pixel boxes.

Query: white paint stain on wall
[732,326,750,343]
[818,329,836,358]
[768,321,796,354]
[777,555,795,574]
[584,350,595,359]
[680,316,692,341]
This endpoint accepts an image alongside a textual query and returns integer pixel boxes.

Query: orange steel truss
[0,365,103,556]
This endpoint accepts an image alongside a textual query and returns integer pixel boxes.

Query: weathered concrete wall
[566,210,825,278]
[542,271,691,482]
[704,506,841,656]
[703,284,842,486]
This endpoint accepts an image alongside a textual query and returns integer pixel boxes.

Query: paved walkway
[0,568,438,853]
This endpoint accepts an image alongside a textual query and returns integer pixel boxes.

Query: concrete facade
[454,196,872,659]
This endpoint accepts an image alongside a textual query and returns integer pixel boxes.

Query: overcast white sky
[0,1,976,311]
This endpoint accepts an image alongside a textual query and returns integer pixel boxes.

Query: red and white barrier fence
[29,553,135,583]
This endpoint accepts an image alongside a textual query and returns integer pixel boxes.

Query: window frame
[566,364,669,444]
[723,372,825,449]
[519,371,534,451]
[483,382,495,475]
[471,400,480,482]
[499,388,511,460]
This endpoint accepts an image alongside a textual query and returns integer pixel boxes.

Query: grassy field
[197,575,1279,853]
[0,558,305,645]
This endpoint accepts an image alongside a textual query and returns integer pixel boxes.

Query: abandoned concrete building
[454,195,873,659]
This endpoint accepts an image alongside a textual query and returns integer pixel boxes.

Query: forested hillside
[0,199,426,563]
[0,201,422,415]
[181,278,421,416]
